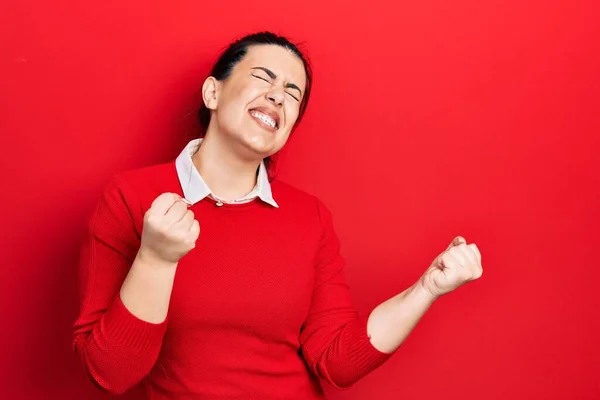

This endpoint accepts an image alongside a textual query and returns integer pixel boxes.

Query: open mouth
[249,109,279,131]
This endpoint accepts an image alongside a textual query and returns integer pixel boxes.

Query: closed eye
[252,74,270,83]
[286,92,299,102]
[252,73,299,102]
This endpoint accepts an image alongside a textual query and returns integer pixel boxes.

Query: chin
[236,135,274,158]
[249,140,280,157]
[243,130,286,156]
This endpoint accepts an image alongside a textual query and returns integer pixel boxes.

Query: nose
[266,87,285,107]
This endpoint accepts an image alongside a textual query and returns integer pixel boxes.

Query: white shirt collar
[175,139,278,208]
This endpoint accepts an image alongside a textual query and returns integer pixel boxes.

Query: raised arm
[72,176,199,394]
[299,199,483,389]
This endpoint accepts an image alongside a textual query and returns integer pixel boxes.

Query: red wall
[1,1,598,399]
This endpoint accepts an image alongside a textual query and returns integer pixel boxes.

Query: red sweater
[73,161,394,399]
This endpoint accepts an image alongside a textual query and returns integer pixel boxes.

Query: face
[203,44,307,159]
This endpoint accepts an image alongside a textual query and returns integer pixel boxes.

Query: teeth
[251,111,276,128]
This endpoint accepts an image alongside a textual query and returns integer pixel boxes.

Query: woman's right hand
[138,192,200,266]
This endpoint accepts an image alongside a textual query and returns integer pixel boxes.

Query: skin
[121,44,307,323]
[193,44,306,201]
[120,44,483,358]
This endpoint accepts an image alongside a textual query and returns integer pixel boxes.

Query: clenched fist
[138,193,200,265]
[420,236,483,298]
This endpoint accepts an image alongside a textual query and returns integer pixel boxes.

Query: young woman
[73,32,483,399]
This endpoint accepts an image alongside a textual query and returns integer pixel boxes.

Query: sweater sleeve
[299,199,395,389]
[72,175,167,394]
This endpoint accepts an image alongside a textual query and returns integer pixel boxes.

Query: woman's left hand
[419,236,483,299]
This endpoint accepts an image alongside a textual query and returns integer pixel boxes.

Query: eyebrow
[251,66,302,96]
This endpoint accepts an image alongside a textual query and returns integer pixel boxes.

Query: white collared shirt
[175,139,279,208]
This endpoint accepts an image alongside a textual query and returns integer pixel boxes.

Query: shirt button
[216,201,224,207]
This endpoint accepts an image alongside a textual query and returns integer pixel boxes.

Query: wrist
[137,246,178,270]
[413,277,440,304]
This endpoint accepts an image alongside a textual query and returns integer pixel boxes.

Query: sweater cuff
[101,294,168,351]
[341,313,395,375]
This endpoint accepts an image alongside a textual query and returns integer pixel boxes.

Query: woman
[73,31,483,399]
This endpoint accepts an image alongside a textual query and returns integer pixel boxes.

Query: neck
[192,132,261,202]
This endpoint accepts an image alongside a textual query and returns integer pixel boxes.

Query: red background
[1,1,598,399]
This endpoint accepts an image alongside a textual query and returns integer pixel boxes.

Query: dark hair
[197,31,313,179]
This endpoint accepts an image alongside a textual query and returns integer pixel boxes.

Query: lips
[249,107,280,131]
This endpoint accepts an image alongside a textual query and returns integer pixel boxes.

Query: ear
[202,76,220,110]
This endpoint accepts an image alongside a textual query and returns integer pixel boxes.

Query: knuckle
[175,230,188,241]
[158,192,174,202]
[145,214,159,227]
[441,253,453,264]
[157,223,172,236]
[145,210,157,221]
